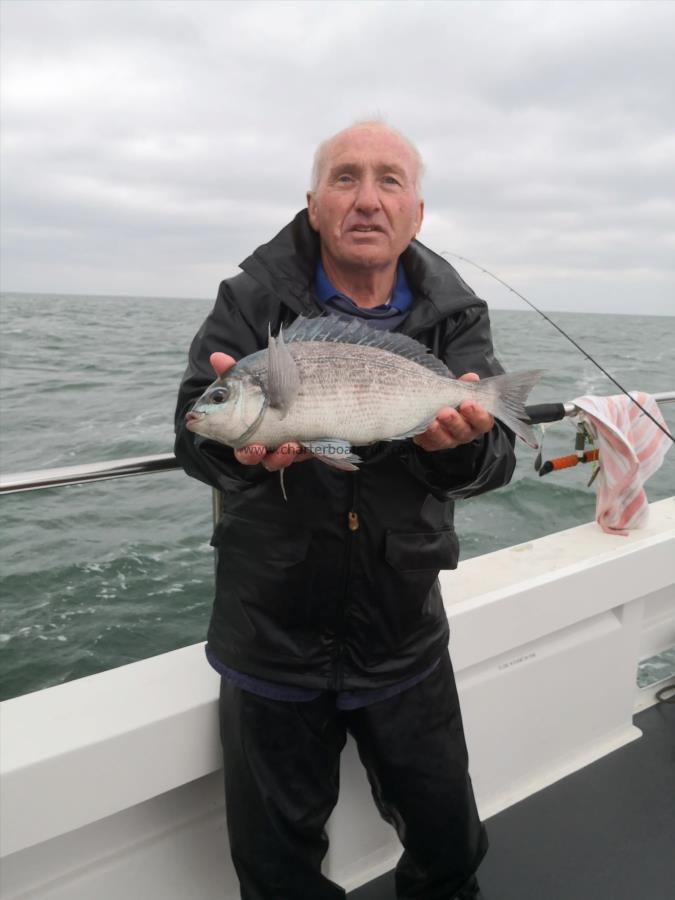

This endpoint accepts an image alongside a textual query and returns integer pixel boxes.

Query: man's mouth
[350,225,383,233]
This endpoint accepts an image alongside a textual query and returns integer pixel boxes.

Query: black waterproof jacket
[174,210,516,690]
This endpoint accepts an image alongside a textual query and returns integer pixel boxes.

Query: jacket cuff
[174,429,271,492]
[398,424,516,500]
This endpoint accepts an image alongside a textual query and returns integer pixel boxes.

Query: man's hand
[412,373,494,452]
[209,352,311,471]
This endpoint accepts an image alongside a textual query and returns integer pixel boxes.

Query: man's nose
[354,177,381,214]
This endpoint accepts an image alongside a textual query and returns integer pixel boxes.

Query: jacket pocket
[209,512,313,652]
[361,528,457,661]
[385,527,459,572]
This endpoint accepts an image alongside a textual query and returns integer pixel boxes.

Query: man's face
[307,125,424,274]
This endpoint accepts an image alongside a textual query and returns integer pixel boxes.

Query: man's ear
[413,199,424,237]
[306,191,319,232]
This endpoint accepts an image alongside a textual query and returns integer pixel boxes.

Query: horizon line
[1,289,673,318]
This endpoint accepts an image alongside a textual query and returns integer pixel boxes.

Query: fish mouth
[185,410,205,431]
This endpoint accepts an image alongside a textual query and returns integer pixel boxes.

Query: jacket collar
[239,209,481,331]
[239,211,320,316]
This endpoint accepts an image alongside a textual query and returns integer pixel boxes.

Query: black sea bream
[185,316,542,469]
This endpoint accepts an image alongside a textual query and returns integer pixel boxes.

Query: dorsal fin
[283,315,454,378]
[267,323,300,417]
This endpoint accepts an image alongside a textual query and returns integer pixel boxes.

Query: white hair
[309,119,425,195]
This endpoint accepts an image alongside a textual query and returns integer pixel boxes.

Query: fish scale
[242,344,446,446]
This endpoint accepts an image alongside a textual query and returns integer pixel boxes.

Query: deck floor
[349,698,675,900]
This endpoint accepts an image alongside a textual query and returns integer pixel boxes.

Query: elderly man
[175,121,515,900]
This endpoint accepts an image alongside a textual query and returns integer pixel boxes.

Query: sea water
[1,293,673,701]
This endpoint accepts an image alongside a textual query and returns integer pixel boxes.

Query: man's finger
[412,398,494,451]
[458,401,494,434]
[210,352,237,377]
[234,444,268,466]
[234,442,314,469]
[456,373,494,435]
[262,443,313,472]
[413,408,460,451]
[435,407,475,445]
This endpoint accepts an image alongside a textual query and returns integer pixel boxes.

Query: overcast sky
[1,0,674,314]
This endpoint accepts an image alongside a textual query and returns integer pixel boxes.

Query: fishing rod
[442,252,674,444]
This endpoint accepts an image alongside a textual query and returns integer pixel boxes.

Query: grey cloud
[1,0,674,313]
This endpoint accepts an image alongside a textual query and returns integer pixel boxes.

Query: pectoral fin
[304,439,362,471]
[267,324,300,418]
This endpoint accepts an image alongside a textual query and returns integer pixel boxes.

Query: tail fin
[481,370,543,448]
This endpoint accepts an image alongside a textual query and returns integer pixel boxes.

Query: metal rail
[0,451,224,528]
[0,453,180,495]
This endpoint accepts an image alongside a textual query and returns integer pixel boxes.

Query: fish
[185,315,542,470]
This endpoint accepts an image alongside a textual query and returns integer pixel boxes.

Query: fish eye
[209,387,229,404]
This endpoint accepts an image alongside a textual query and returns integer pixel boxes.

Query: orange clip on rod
[539,449,599,477]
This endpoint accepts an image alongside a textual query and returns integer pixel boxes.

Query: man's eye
[382,175,401,186]
[336,174,354,183]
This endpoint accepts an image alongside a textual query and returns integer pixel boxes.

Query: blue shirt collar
[315,259,413,313]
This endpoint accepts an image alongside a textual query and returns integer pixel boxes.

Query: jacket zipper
[332,474,360,690]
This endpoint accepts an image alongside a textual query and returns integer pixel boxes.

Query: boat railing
[0,453,180,494]
[0,453,225,524]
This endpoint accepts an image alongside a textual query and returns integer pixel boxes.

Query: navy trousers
[218,651,488,899]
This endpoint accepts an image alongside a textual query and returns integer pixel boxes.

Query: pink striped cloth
[573,392,672,535]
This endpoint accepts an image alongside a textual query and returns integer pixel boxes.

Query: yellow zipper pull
[347,511,360,531]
